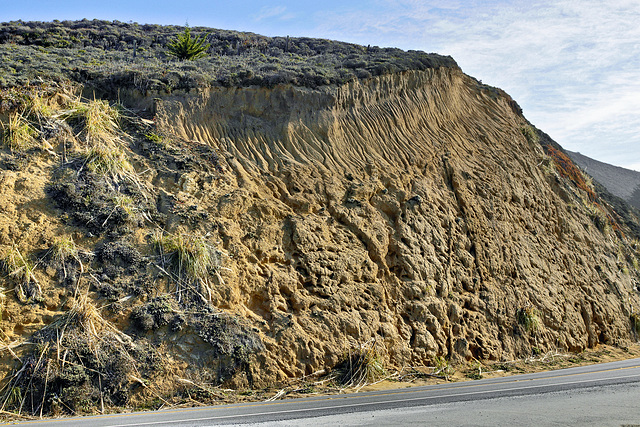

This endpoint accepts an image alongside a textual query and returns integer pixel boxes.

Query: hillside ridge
[0,19,456,91]
[567,150,640,210]
[0,20,639,419]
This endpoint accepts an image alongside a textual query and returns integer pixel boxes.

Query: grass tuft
[50,236,79,264]
[517,306,542,333]
[154,230,223,303]
[335,340,386,388]
[0,246,42,303]
[82,141,135,179]
[1,111,38,151]
[49,236,82,280]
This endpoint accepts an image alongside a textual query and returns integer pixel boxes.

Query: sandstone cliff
[149,66,640,362]
[1,64,640,415]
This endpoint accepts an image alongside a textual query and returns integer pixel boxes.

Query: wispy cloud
[311,0,640,169]
[252,6,295,22]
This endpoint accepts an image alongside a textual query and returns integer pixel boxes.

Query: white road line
[96,372,640,427]
[17,362,639,427]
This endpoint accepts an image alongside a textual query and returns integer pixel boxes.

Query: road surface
[5,357,640,426]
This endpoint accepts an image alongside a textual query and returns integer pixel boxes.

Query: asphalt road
[5,358,640,427]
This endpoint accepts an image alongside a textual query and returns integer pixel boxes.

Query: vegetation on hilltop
[0,19,457,91]
[166,26,211,61]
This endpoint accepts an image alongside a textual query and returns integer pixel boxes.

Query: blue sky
[4,1,640,170]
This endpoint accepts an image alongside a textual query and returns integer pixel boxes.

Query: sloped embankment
[147,66,640,368]
[0,66,639,416]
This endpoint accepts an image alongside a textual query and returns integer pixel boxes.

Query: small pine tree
[167,25,210,61]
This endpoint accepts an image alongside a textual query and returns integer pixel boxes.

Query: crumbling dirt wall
[1,68,639,416]
[147,68,640,378]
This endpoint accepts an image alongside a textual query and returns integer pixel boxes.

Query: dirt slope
[1,66,640,417]
[147,66,640,360]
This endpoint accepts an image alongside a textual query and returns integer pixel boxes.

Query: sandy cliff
[147,67,640,371]
[1,66,640,415]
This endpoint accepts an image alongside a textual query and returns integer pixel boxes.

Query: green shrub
[0,20,457,90]
[466,361,483,380]
[631,313,640,335]
[167,26,210,61]
[144,132,164,143]
[433,355,454,377]
[520,125,539,145]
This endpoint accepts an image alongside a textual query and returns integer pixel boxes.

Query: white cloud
[252,6,294,22]
[624,163,640,173]
[310,0,640,169]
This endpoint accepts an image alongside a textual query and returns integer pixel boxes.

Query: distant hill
[566,150,640,210]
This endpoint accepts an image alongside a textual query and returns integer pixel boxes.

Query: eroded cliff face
[146,67,640,377]
[1,67,639,414]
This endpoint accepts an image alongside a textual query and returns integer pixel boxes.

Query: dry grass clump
[48,236,83,280]
[25,91,56,119]
[1,88,135,184]
[55,98,136,182]
[68,99,120,146]
[0,292,155,416]
[517,306,542,333]
[1,86,140,189]
[1,83,77,150]
[0,246,42,303]
[65,99,135,181]
[82,141,135,179]
[335,340,386,388]
[153,230,223,303]
[52,292,124,340]
[0,111,38,151]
